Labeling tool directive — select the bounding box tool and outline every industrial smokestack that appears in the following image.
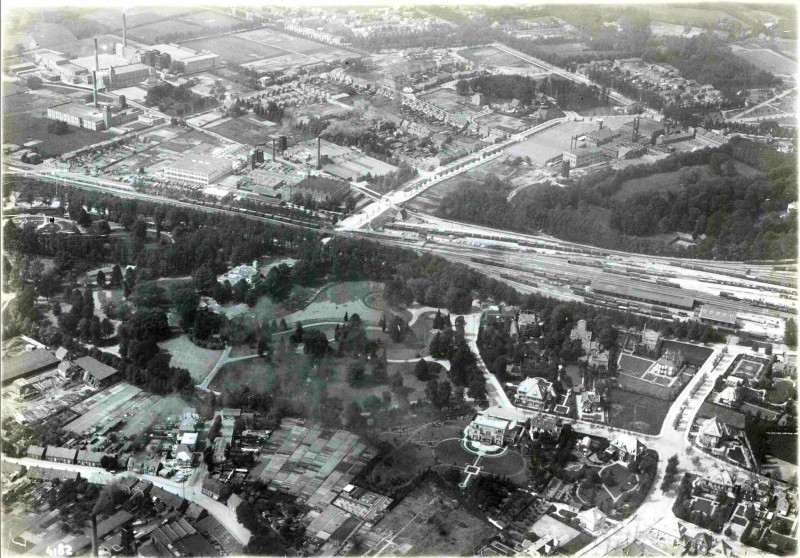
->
[91,515,98,557]
[598,119,604,130]
[122,12,127,48]
[317,137,321,170]
[272,138,276,162]
[92,71,98,107]
[94,38,99,71]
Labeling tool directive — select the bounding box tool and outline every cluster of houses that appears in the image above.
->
[578,58,724,108]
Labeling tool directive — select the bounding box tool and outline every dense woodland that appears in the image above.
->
[438,138,797,260]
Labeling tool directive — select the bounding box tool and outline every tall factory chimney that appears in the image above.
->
[123,12,128,48]
[598,119,604,130]
[91,515,99,557]
[92,71,98,107]
[316,137,321,170]
[272,138,276,162]
[94,38,99,71]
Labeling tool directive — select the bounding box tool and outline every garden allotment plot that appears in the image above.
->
[259,418,375,510]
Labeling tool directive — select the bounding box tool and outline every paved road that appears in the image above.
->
[2,456,252,546]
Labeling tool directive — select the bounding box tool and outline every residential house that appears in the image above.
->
[75,450,107,467]
[127,456,162,475]
[649,516,687,547]
[132,479,153,498]
[117,476,139,493]
[641,329,661,351]
[201,478,231,501]
[515,377,556,410]
[606,434,646,463]
[655,349,684,377]
[716,386,741,408]
[577,507,607,533]
[464,406,526,446]
[45,446,77,464]
[184,502,207,522]
[697,417,731,449]
[174,445,194,467]
[26,445,45,460]
[150,486,188,512]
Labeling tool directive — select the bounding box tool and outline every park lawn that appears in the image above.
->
[600,463,638,499]
[159,334,223,383]
[281,281,385,325]
[606,389,671,435]
[387,361,443,404]
[479,450,529,482]
[433,438,477,468]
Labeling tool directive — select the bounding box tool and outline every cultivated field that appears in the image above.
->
[730,46,798,76]
[370,476,495,555]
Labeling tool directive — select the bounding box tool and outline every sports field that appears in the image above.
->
[460,45,530,68]
[506,120,611,165]
[209,116,275,145]
[128,19,201,43]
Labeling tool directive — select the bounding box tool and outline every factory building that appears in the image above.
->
[148,44,219,73]
[279,177,350,204]
[562,147,607,168]
[46,103,139,131]
[164,155,234,186]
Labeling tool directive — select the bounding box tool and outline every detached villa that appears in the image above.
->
[606,434,646,463]
[464,406,527,447]
[515,377,556,410]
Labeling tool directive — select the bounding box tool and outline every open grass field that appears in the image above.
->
[128,19,202,43]
[176,10,243,29]
[3,87,72,116]
[730,46,798,76]
[606,389,671,435]
[159,334,223,383]
[181,35,287,64]
[4,113,107,157]
[209,116,274,145]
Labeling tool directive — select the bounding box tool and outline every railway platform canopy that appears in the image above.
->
[590,279,696,310]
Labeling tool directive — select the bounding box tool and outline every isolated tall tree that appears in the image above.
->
[96,270,106,288]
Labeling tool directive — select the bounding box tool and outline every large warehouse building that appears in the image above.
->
[164,155,234,186]
[590,279,696,310]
